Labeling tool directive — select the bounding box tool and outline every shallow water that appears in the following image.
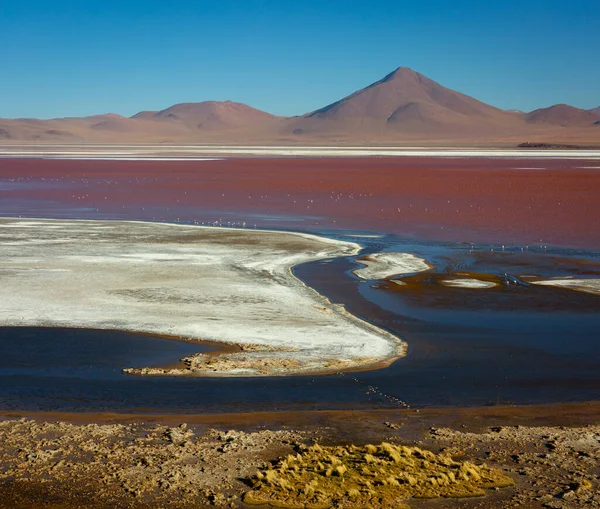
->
[297,237,600,408]
[1,158,599,412]
[2,156,600,248]
[1,236,598,413]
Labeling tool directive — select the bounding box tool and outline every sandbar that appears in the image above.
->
[0,218,404,376]
[440,278,498,289]
[353,252,431,280]
[531,278,600,296]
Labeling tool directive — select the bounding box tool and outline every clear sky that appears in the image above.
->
[1,0,599,119]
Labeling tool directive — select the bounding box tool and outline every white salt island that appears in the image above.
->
[353,252,431,280]
[531,278,600,296]
[0,218,405,377]
[440,279,498,289]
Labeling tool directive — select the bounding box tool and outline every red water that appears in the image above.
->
[1,157,599,248]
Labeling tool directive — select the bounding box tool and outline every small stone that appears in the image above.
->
[537,494,554,503]
[561,490,577,501]
[543,501,565,509]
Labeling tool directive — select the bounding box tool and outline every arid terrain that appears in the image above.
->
[1,403,599,508]
[1,68,599,145]
[3,0,600,504]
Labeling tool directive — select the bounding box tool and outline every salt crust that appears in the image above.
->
[353,252,431,280]
[1,146,600,159]
[440,279,497,289]
[531,278,600,296]
[0,218,405,376]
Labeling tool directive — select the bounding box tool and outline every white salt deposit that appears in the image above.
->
[440,279,498,289]
[531,278,600,296]
[2,146,600,160]
[0,218,405,376]
[353,252,431,280]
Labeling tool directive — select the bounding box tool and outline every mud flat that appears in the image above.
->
[0,218,404,376]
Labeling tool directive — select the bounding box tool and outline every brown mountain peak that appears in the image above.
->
[381,66,420,80]
[525,104,600,126]
[368,66,433,90]
[303,66,509,129]
[131,100,278,131]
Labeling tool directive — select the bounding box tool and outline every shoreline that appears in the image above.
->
[1,145,600,159]
[1,402,598,508]
[0,217,406,377]
[3,400,600,429]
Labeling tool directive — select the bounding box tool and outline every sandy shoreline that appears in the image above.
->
[530,278,600,295]
[0,217,405,377]
[3,401,600,429]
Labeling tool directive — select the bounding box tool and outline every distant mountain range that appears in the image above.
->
[1,67,599,145]
[132,101,280,131]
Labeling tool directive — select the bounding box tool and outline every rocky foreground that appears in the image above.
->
[0,415,598,508]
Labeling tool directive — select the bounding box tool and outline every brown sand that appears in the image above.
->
[1,403,599,508]
[1,157,599,249]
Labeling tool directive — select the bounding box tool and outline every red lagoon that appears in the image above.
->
[1,156,599,249]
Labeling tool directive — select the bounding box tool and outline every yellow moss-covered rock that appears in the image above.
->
[243,442,513,508]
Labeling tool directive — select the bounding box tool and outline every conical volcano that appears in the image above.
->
[286,67,523,136]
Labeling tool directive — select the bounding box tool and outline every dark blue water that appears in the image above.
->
[0,327,391,413]
[296,243,600,409]
[1,238,599,414]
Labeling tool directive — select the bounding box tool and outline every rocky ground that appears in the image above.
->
[424,425,599,509]
[0,407,598,508]
[0,419,305,508]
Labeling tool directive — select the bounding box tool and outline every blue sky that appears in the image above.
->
[1,0,599,118]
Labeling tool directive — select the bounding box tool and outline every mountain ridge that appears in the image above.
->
[525,104,600,126]
[132,100,281,131]
[1,68,599,144]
